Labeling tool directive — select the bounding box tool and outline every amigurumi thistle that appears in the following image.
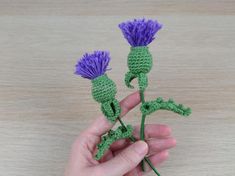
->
[119,18,162,91]
[75,50,161,175]
[119,18,191,173]
[74,18,192,176]
[75,51,120,123]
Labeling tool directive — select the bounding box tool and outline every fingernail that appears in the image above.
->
[133,141,148,156]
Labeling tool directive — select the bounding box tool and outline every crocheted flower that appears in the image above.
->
[75,51,111,80]
[75,50,120,122]
[119,18,162,47]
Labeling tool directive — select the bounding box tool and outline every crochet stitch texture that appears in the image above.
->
[125,46,152,91]
[95,125,134,160]
[92,74,121,123]
[128,46,152,74]
[119,18,192,174]
[141,97,192,116]
[75,18,192,176]
[75,51,136,164]
[91,74,117,103]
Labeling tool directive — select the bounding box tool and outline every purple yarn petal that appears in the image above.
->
[119,18,162,47]
[75,51,111,80]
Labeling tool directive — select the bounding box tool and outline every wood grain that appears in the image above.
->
[0,1,235,176]
[0,0,235,15]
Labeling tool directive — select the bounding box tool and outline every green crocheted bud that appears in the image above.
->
[91,74,117,103]
[128,46,153,74]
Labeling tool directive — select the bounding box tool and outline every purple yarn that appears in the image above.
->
[118,18,162,47]
[75,51,111,80]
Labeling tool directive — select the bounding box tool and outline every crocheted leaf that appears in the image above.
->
[75,51,111,80]
[95,125,134,160]
[119,18,162,47]
[125,71,136,89]
[141,97,192,116]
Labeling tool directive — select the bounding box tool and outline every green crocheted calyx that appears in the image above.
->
[128,46,153,74]
[92,74,117,103]
[125,72,148,91]
[95,125,134,160]
[141,97,192,116]
[125,47,152,91]
[91,74,121,123]
[101,99,121,123]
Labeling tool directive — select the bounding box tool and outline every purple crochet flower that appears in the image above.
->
[119,18,162,47]
[75,51,111,80]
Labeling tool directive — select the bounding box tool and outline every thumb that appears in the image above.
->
[97,141,148,176]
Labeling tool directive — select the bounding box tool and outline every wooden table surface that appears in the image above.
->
[0,1,235,176]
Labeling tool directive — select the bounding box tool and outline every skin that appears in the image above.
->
[65,91,176,176]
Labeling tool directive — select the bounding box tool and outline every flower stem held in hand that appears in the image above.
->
[119,19,163,173]
[75,50,161,175]
[117,117,161,176]
[140,89,147,171]
[140,89,146,141]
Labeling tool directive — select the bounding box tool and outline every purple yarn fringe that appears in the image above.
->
[119,18,162,47]
[75,51,111,80]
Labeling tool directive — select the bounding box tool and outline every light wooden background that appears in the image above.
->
[0,1,235,176]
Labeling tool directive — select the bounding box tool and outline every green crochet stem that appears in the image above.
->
[125,46,153,172]
[118,117,160,176]
[140,89,147,171]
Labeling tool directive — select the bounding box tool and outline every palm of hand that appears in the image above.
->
[65,92,176,176]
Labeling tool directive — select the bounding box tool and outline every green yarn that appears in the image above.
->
[125,70,148,91]
[125,47,152,170]
[95,125,134,160]
[91,75,134,160]
[101,99,121,123]
[141,97,192,116]
[125,71,136,89]
[128,47,152,74]
[125,47,152,91]
[124,46,192,174]
[92,74,117,103]
[138,73,148,91]
[91,74,121,123]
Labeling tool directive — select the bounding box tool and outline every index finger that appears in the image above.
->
[85,91,140,137]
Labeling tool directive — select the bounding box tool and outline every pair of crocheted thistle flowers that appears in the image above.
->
[75,18,192,176]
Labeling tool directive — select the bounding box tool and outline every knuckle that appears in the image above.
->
[160,124,171,135]
[72,133,88,150]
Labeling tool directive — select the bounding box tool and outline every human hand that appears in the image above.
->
[65,91,176,176]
